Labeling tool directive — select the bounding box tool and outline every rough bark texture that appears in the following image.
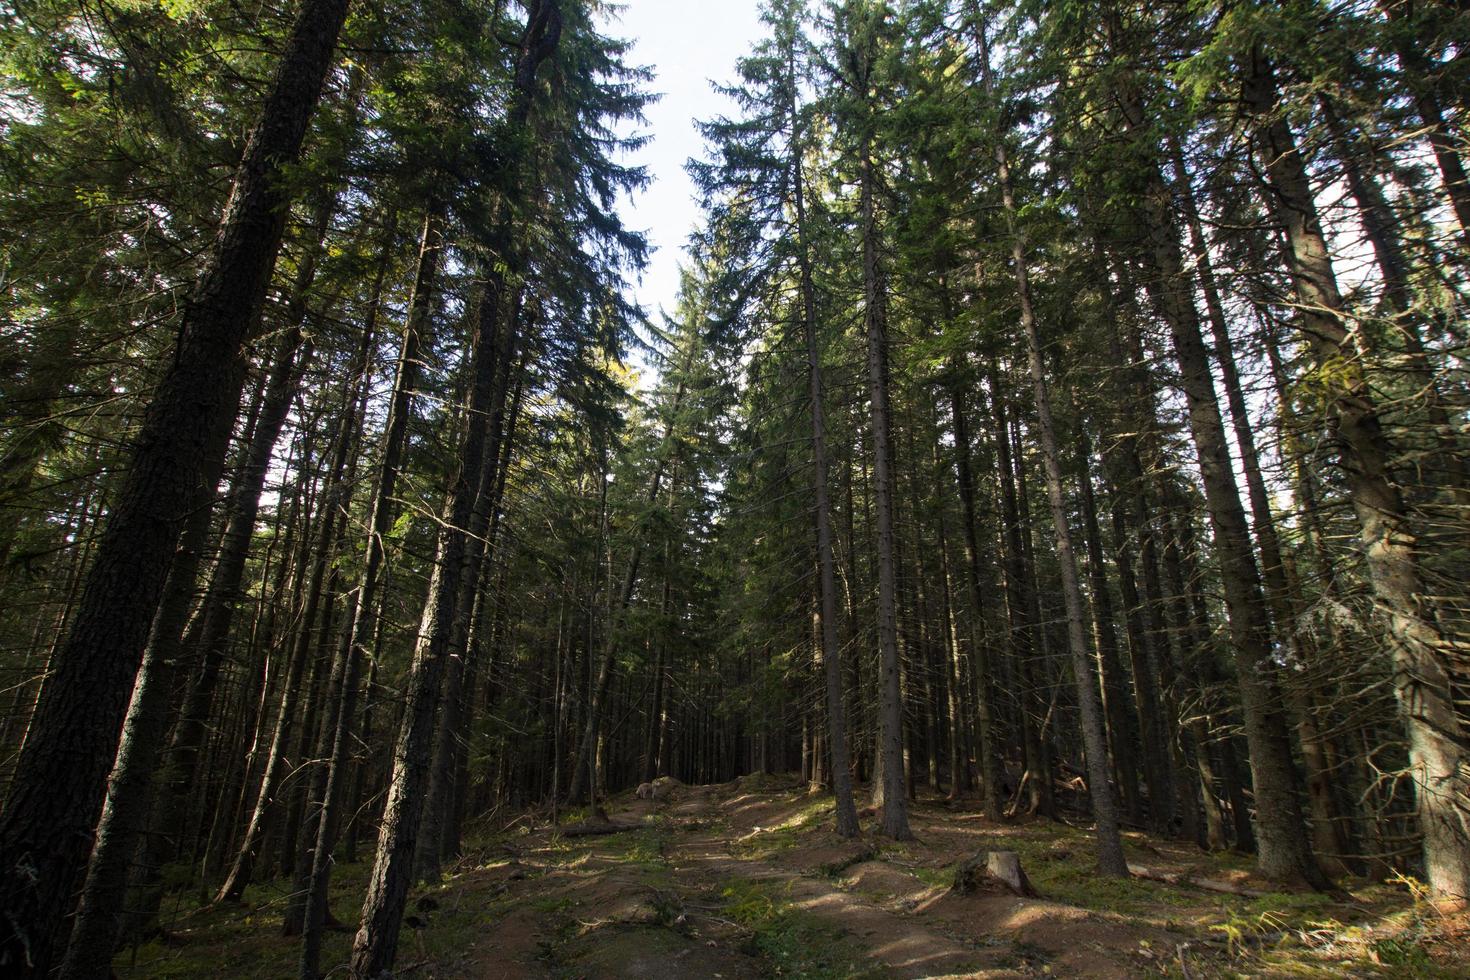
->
[55,458,225,980]
[858,130,910,842]
[0,0,351,971]
[1246,49,1470,901]
[1110,60,1328,889]
[789,53,860,837]
[1076,431,1142,826]
[991,73,1126,871]
[1170,141,1352,872]
[348,276,506,978]
[350,9,562,973]
[948,384,1003,819]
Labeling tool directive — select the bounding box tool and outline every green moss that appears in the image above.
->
[620,826,671,869]
[737,772,797,793]
[720,880,885,978]
[729,797,836,861]
[909,863,953,889]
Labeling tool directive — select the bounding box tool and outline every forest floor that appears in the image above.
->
[117,775,1466,978]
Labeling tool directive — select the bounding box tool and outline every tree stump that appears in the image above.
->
[952,850,1038,897]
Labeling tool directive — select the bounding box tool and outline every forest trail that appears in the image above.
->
[113,775,1440,980]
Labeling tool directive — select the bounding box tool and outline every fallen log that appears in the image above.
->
[1127,863,1270,898]
[561,820,640,837]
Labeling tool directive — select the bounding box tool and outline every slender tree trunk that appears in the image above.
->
[296,196,445,964]
[217,354,360,902]
[1171,141,1354,871]
[790,58,859,836]
[988,66,1125,868]
[1381,4,1470,244]
[990,368,1050,819]
[568,367,690,805]
[1076,431,1142,825]
[56,460,226,979]
[348,274,508,976]
[1245,49,1470,901]
[350,11,563,972]
[0,0,351,969]
[857,121,910,841]
[416,304,524,880]
[1110,59,1329,888]
[948,384,1003,818]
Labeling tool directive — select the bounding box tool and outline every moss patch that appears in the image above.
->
[721,879,884,978]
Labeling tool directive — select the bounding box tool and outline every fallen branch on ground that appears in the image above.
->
[561,820,640,837]
[1127,863,1270,897]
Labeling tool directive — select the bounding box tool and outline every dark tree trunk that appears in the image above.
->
[0,0,351,970]
[948,383,1003,818]
[1110,61,1329,888]
[348,272,508,978]
[56,461,225,980]
[857,127,910,841]
[988,62,1125,869]
[1245,49,1470,900]
[350,10,563,972]
[789,55,859,836]
[990,368,1051,820]
[1075,431,1142,826]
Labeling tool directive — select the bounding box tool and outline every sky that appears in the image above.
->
[603,0,766,334]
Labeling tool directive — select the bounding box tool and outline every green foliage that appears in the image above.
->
[721,880,883,978]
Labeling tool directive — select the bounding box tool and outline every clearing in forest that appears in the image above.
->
[118,775,1463,978]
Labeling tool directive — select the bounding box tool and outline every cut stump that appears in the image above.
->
[952,850,1038,897]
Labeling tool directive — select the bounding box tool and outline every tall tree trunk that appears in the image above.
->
[1109,58,1329,888]
[296,196,443,955]
[350,10,562,972]
[1076,431,1143,825]
[1170,140,1353,872]
[990,368,1051,819]
[416,303,525,881]
[0,0,351,969]
[1381,3,1470,244]
[858,123,911,842]
[790,53,859,836]
[56,457,226,980]
[1245,49,1470,901]
[948,383,1003,818]
[348,271,508,977]
[987,54,1125,868]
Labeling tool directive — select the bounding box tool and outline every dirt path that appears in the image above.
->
[117,776,1459,978]
[447,779,1198,978]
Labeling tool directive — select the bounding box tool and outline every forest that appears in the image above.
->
[0,0,1467,976]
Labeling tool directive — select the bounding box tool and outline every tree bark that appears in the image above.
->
[56,455,226,980]
[789,45,860,837]
[0,0,351,970]
[350,10,562,972]
[948,383,1004,818]
[1245,48,1470,901]
[857,119,910,842]
[1109,59,1328,889]
[986,45,1125,867]
[1076,430,1143,825]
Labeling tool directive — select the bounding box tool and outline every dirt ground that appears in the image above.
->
[120,776,1467,978]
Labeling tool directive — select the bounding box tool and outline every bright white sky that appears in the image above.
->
[605,0,766,333]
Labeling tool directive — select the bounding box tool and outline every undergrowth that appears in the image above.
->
[720,879,885,978]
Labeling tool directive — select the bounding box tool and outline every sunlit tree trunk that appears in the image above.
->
[1245,48,1470,901]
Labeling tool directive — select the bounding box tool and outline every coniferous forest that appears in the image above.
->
[1,0,1468,976]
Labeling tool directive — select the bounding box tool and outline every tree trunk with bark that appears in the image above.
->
[790,54,860,837]
[0,0,351,970]
[1245,48,1470,902]
[350,9,563,973]
[1110,63,1329,889]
